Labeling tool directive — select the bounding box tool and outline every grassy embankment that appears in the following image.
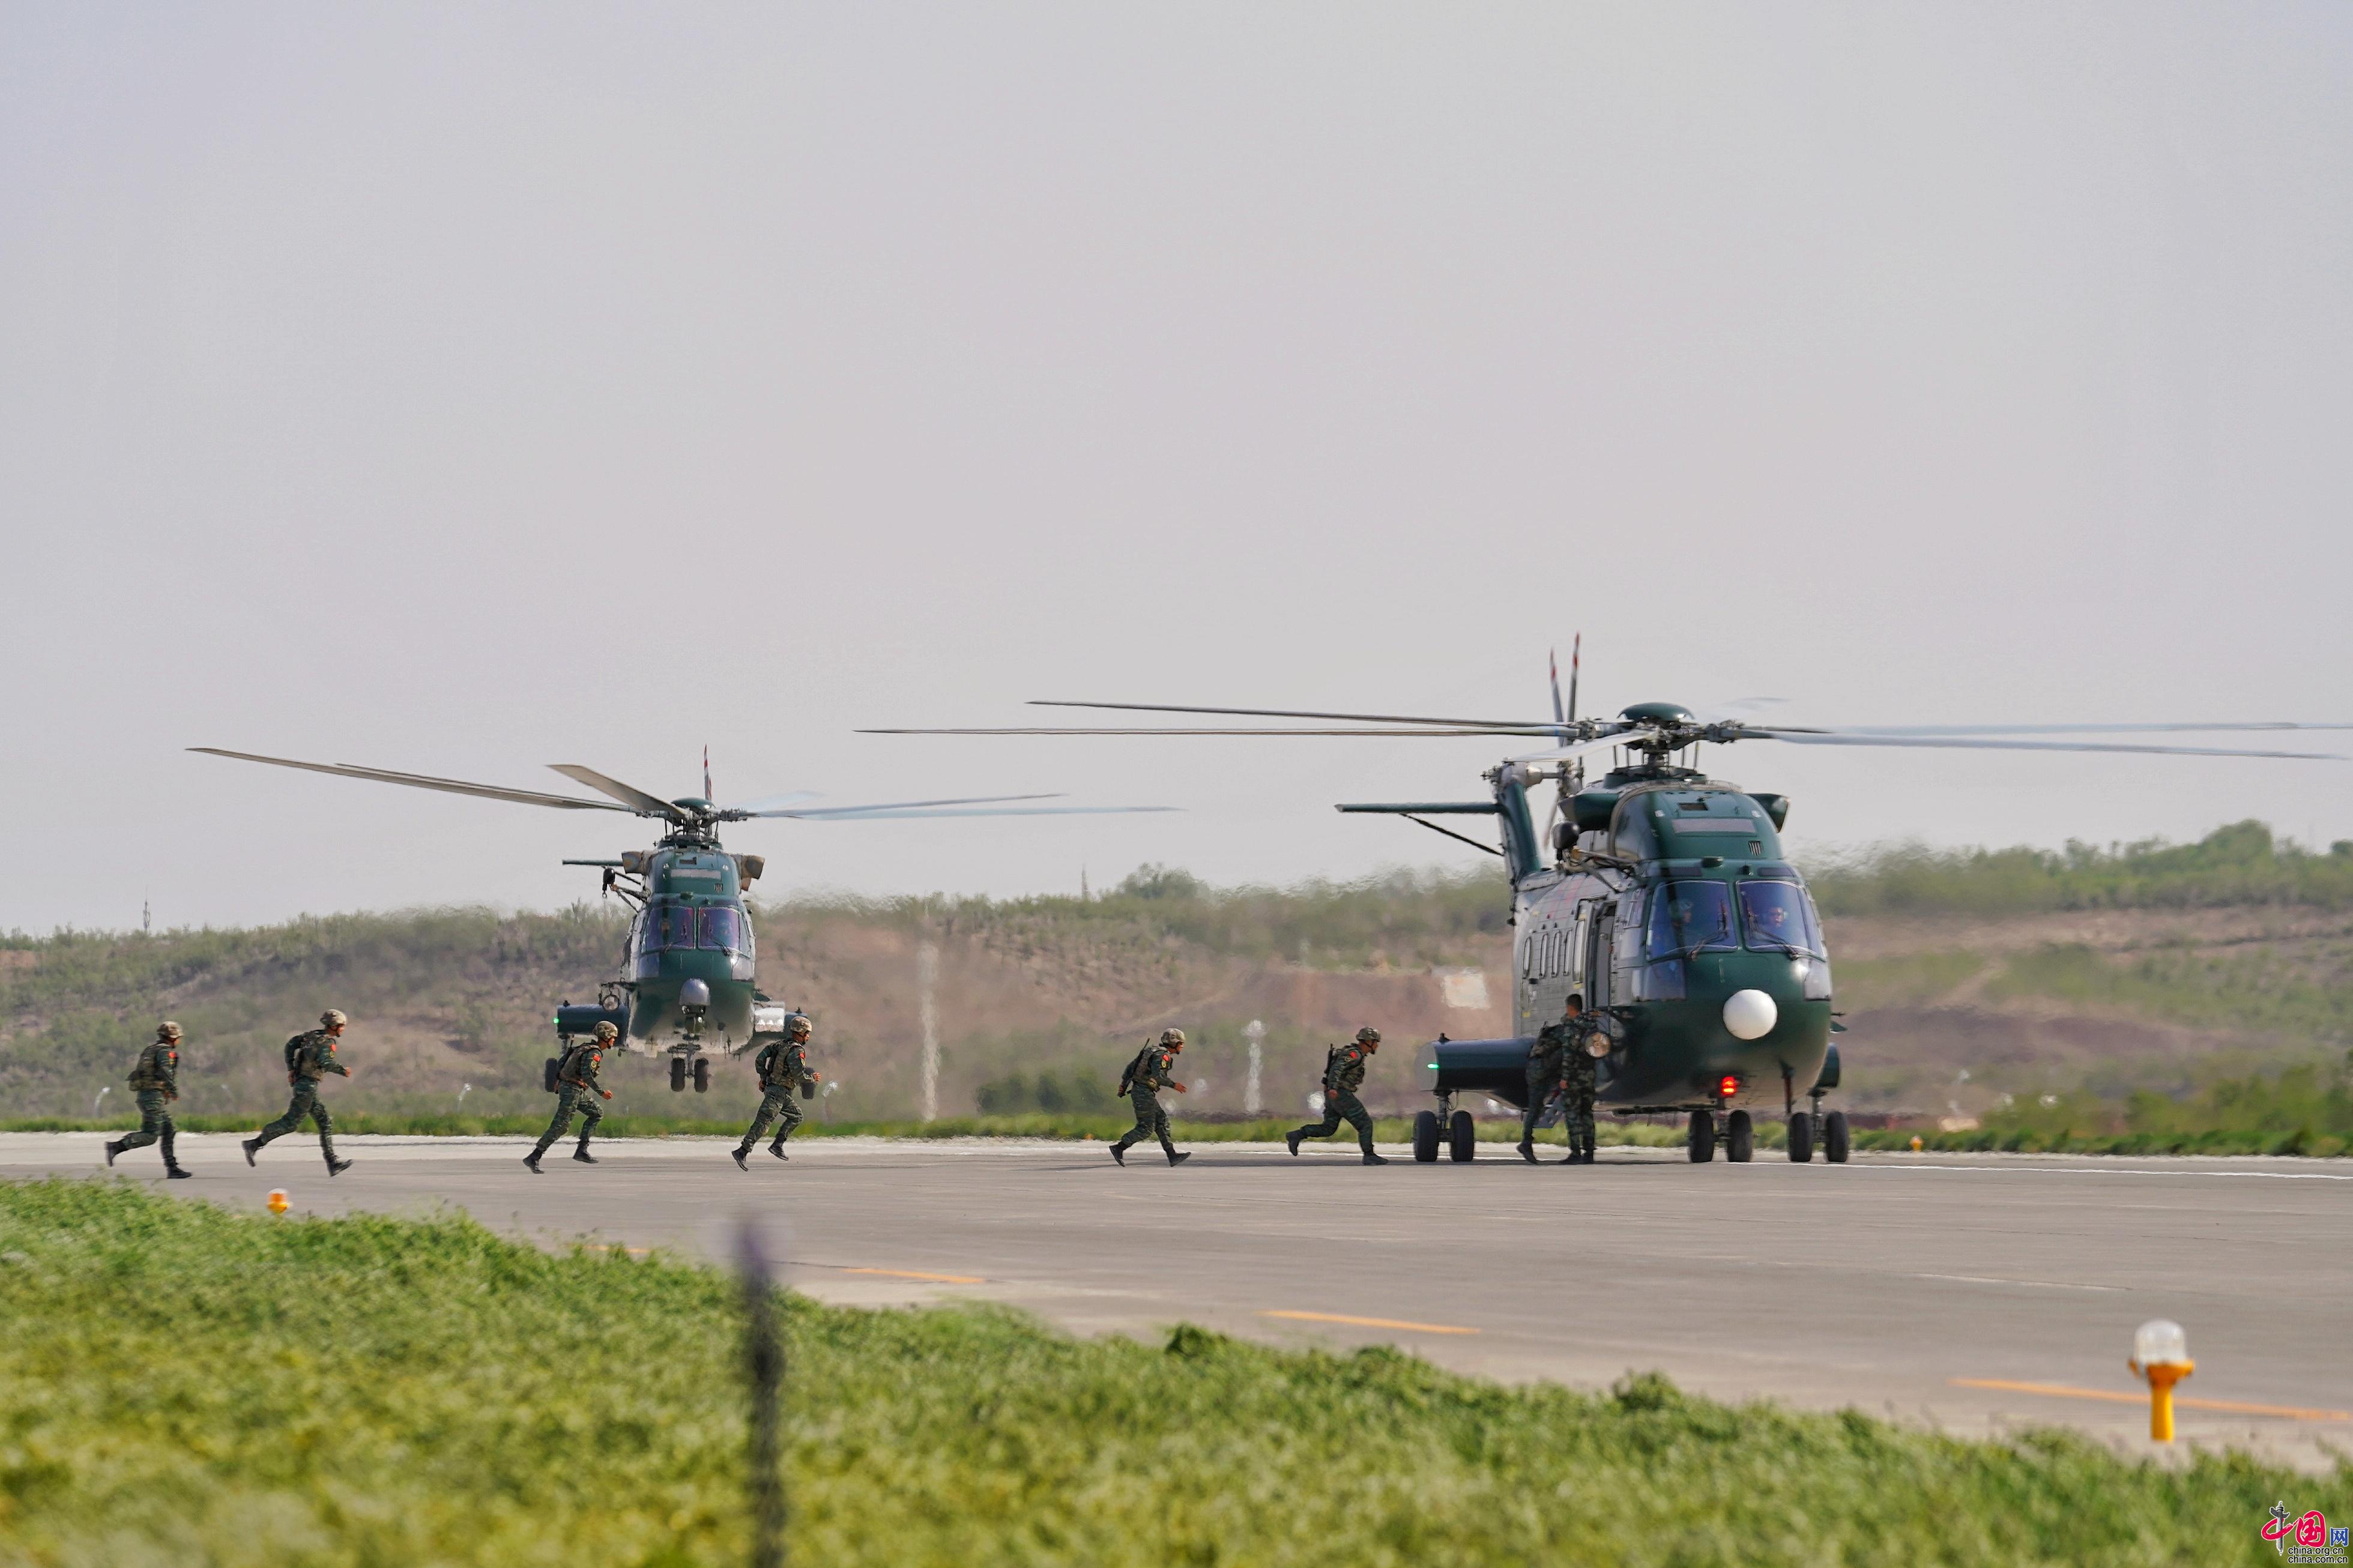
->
[0,1178,2315,1567]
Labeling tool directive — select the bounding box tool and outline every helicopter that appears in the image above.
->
[191,747,1171,1090]
[863,648,2347,1161]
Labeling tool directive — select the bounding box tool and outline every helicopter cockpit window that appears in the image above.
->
[1648,882,1736,958]
[657,906,698,950]
[698,906,744,952]
[1738,881,1823,956]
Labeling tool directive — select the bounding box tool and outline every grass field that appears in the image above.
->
[0,1179,2318,1567]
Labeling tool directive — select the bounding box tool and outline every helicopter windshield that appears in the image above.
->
[698,906,744,951]
[1648,882,1737,958]
[1738,881,1823,956]
[659,906,698,949]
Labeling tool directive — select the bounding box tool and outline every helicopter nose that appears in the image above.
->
[1722,989,1778,1041]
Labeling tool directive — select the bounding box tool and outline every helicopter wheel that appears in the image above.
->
[1687,1111,1714,1163]
[1412,1111,1440,1163]
[1725,1109,1754,1163]
[1446,1110,1477,1163]
[693,1057,711,1093]
[669,1057,687,1093]
[1823,1110,1851,1164]
[1787,1111,1816,1163]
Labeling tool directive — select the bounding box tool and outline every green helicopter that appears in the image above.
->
[863,645,2346,1160]
[191,747,1171,1090]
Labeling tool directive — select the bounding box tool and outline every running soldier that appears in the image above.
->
[734,1013,817,1169]
[106,1021,191,1179]
[526,1021,615,1172]
[1287,1026,1389,1163]
[1110,1028,1191,1167]
[244,1010,353,1175]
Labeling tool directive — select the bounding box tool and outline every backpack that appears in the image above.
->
[545,1042,588,1094]
[1116,1043,1153,1098]
[283,1033,309,1075]
[1320,1045,1341,1091]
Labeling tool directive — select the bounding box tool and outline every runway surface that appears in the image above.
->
[8,1132,2347,1467]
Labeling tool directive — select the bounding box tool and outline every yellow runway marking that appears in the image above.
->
[1263,1309,1479,1336]
[839,1267,988,1285]
[1951,1378,2350,1422]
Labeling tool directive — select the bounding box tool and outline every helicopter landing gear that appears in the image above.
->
[1412,1109,1440,1163]
[1802,1086,1851,1163]
[669,1057,687,1093]
[693,1057,711,1093]
[1687,1110,1714,1163]
[1787,1111,1816,1163]
[1725,1109,1754,1163]
[1448,1108,1477,1163]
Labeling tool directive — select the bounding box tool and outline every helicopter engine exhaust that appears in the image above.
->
[1722,989,1777,1042]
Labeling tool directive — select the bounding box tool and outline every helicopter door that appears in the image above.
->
[1584,902,1614,1012]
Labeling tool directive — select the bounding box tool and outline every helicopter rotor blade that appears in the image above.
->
[1027,699,1562,729]
[725,790,823,814]
[1795,721,2353,737]
[743,792,1065,818]
[1504,729,1663,765]
[190,749,632,812]
[1748,730,2345,761]
[547,765,687,819]
[858,726,1565,737]
[766,804,1180,821]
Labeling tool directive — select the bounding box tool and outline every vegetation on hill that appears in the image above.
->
[1808,819,2353,915]
[0,1178,2311,1566]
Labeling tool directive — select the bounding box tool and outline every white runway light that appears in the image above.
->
[1723,989,1778,1041]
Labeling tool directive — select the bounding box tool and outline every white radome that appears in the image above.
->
[1722,989,1778,1041]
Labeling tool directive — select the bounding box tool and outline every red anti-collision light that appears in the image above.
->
[1718,1075,1739,1099]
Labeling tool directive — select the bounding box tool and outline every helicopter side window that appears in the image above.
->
[699,906,743,951]
[1738,881,1822,956]
[1647,882,1736,957]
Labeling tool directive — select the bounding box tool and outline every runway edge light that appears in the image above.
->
[2127,1319,2193,1442]
[266,1189,289,1216]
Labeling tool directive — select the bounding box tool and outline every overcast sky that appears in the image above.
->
[4,3,2349,933]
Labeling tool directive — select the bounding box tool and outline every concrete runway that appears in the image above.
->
[8,1132,2348,1468]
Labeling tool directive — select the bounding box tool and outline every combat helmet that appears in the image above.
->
[320,1009,348,1030]
[787,1013,813,1037]
[156,1021,183,1042]
[1159,1027,1186,1048]
[1354,1026,1382,1045]
[593,1021,619,1042]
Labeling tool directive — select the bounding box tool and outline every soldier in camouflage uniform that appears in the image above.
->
[244,1009,353,1175]
[527,1021,615,1172]
[1560,1001,1606,1164]
[1287,1026,1389,1165]
[106,1021,192,1178]
[1110,1028,1191,1167]
[1518,1001,1575,1163]
[734,1013,817,1169]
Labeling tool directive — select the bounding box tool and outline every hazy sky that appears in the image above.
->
[5,3,2350,933]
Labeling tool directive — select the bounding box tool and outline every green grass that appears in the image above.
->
[0,1179,2316,1567]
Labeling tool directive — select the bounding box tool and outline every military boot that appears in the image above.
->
[1362,1150,1389,1165]
[1517,1140,1536,1164]
[103,1140,124,1168]
[1285,1130,1303,1156]
[1165,1149,1191,1166]
[326,1154,353,1177]
[165,1164,193,1180]
[731,1147,750,1171]
[767,1142,790,1162]
[1109,1144,1127,1166]
[524,1150,544,1174]
[572,1142,597,1164]
[242,1138,261,1166]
